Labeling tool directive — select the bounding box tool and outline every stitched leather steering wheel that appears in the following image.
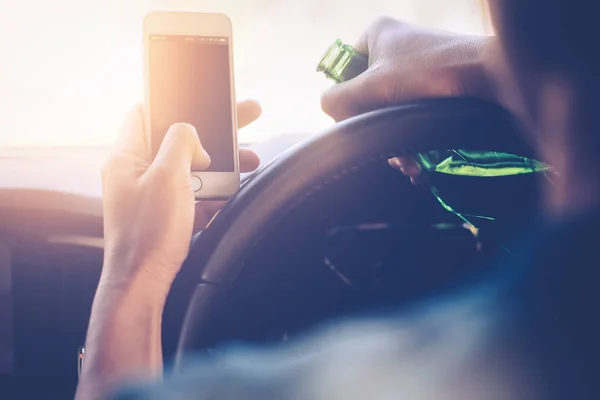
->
[172,98,534,365]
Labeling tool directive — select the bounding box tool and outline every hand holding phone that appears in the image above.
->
[144,11,239,199]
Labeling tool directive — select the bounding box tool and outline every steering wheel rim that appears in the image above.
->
[174,97,533,364]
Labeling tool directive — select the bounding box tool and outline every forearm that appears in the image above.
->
[75,271,170,400]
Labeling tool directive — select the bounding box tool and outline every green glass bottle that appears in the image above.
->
[317,39,369,84]
[317,40,553,225]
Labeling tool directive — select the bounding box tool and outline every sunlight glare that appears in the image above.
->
[0,0,486,147]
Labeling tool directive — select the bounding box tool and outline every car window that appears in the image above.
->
[0,0,488,147]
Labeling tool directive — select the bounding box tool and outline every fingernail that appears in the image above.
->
[388,157,402,171]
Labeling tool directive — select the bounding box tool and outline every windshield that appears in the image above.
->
[0,0,487,147]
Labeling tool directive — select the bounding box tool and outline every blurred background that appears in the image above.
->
[0,0,489,147]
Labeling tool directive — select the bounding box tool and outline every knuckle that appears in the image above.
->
[368,17,410,47]
[370,16,402,32]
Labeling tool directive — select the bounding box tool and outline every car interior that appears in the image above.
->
[0,1,552,399]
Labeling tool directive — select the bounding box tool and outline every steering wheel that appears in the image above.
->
[170,98,535,366]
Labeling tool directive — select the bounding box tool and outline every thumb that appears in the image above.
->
[320,68,388,122]
[150,123,211,175]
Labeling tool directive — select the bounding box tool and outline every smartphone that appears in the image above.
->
[143,11,239,199]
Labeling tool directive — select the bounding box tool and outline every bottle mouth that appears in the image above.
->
[316,39,365,84]
[317,39,346,83]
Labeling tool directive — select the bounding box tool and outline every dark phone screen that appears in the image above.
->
[149,35,234,172]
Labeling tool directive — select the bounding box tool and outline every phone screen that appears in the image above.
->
[149,35,235,172]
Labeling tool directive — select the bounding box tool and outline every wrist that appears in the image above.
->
[97,261,173,304]
[100,246,179,293]
[93,276,168,315]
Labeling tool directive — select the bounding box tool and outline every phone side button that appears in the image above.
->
[191,176,203,192]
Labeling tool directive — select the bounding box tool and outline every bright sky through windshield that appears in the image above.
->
[0,0,487,147]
